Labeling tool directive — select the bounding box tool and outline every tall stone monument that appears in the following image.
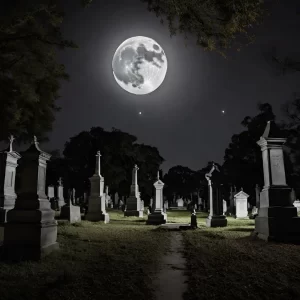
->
[147,171,166,225]
[124,165,143,217]
[255,121,300,242]
[3,136,59,260]
[206,163,227,227]
[85,151,109,223]
[234,189,249,219]
[0,136,21,241]
[57,177,65,208]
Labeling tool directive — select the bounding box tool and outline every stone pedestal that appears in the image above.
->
[0,146,21,241]
[234,190,249,219]
[205,164,227,228]
[147,172,166,225]
[85,151,109,223]
[254,121,300,243]
[124,165,143,217]
[3,137,59,260]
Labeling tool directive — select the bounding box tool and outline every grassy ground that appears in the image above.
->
[0,210,170,300]
[168,211,300,300]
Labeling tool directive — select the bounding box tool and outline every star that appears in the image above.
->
[221,110,225,114]
[138,112,142,115]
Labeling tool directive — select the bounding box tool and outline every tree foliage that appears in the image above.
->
[140,0,265,54]
[222,103,275,192]
[47,127,164,199]
[0,1,77,143]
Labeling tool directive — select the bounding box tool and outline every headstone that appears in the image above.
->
[60,194,81,224]
[141,200,144,211]
[114,192,119,206]
[234,189,249,219]
[255,121,300,243]
[205,163,227,227]
[57,177,65,208]
[150,198,153,207]
[3,136,59,260]
[147,171,167,225]
[191,209,197,229]
[0,135,21,241]
[293,200,300,213]
[177,198,184,207]
[48,185,56,210]
[164,200,168,210]
[223,199,227,215]
[85,151,109,223]
[124,165,143,217]
[119,199,124,210]
[48,185,55,199]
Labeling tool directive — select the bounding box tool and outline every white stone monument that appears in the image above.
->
[177,198,184,207]
[234,189,249,219]
[85,151,109,223]
[57,177,65,208]
[223,199,227,215]
[293,200,300,213]
[255,121,300,242]
[124,165,143,217]
[3,136,59,260]
[0,135,21,241]
[147,171,167,225]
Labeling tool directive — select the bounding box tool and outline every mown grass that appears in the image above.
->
[176,210,300,300]
[0,210,170,300]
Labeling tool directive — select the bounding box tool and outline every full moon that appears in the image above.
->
[112,36,167,95]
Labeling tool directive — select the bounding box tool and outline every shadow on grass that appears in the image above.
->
[226,228,254,232]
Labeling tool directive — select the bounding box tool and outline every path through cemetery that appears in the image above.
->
[153,232,188,300]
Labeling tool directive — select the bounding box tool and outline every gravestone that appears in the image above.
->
[124,165,143,217]
[206,163,227,227]
[177,198,184,207]
[164,200,168,210]
[255,121,300,242]
[60,194,81,224]
[147,171,167,225]
[234,189,249,219]
[85,151,109,223]
[3,136,59,260]
[57,177,65,208]
[191,209,197,229]
[115,192,119,206]
[141,199,144,211]
[48,185,55,210]
[293,200,300,213]
[0,136,21,241]
[223,199,227,215]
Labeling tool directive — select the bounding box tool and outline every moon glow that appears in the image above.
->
[112,36,168,95]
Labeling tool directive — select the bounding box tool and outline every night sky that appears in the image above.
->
[47,0,300,172]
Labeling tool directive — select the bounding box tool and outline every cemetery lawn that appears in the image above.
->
[0,210,170,300]
[172,211,300,300]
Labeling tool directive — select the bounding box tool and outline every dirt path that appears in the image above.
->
[153,231,188,300]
